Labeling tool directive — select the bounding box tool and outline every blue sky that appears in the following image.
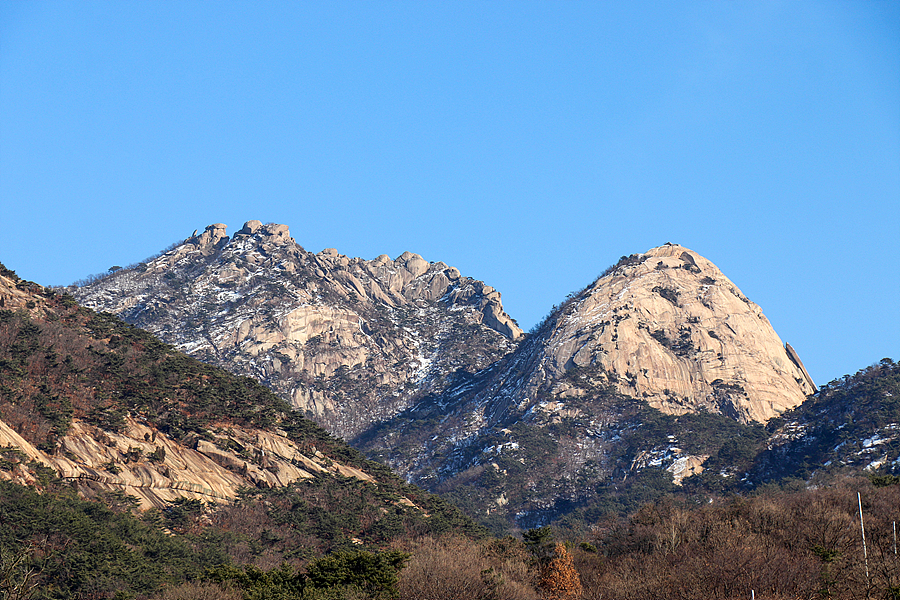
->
[1,1,897,387]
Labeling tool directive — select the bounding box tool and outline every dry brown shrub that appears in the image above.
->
[576,480,900,599]
[573,549,604,600]
[596,553,671,600]
[207,501,319,568]
[397,535,539,600]
[151,580,243,600]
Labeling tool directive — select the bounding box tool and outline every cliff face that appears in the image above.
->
[72,221,521,439]
[502,243,816,424]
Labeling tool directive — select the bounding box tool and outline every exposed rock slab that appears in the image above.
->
[72,222,521,439]
[476,244,816,424]
[551,244,815,422]
[0,416,370,510]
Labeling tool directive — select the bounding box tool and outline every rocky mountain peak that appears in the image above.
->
[190,221,296,251]
[345,244,827,527]
[189,222,229,254]
[58,233,835,527]
[521,243,816,423]
[71,222,522,439]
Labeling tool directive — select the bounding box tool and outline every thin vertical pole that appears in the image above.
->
[894,521,897,556]
[858,492,869,582]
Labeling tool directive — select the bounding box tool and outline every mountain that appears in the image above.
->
[382,242,815,433]
[3,248,897,598]
[71,221,521,440]
[515,243,817,423]
[357,244,819,526]
[671,358,900,501]
[71,227,826,528]
[0,262,482,545]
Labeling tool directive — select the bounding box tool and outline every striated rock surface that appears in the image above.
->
[0,416,368,510]
[72,222,521,439]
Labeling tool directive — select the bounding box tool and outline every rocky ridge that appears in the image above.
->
[0,266,426,514]
[72,221,521,439]
[69,230,827,527]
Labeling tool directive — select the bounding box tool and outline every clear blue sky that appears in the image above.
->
[1,1,897,387]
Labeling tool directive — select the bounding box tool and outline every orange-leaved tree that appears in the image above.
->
[539,543,582,600]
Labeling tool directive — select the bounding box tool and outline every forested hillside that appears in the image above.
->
[2,258,898,599]
[4,473,898,599]
[0,262,483,599]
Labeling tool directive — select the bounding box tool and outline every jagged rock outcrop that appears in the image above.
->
[72,221,521,439]
[0,415,370,509]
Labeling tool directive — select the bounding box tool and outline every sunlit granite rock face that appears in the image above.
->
[486,243,816,424]
[72,221,521,439]
[0,416,372,510]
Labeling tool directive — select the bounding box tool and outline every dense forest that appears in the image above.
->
[2,475,898,598]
